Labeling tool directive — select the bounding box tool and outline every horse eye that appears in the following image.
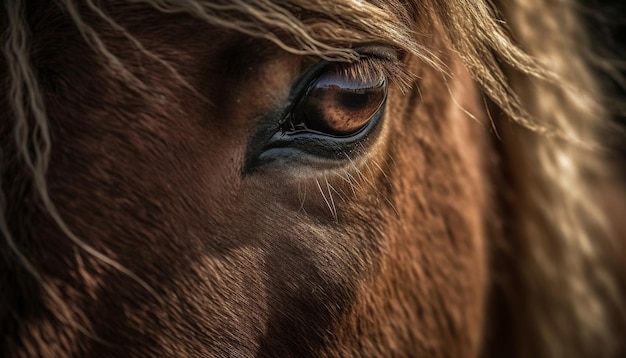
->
[243,55,393,173]
[286,67,387,137]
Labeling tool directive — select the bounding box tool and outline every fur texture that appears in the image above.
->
[1,0,624,357]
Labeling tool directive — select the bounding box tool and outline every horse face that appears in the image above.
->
[3,2,491,356]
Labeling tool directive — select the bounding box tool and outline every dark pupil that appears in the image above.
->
[340,91,370,109]
[292,71,386,136]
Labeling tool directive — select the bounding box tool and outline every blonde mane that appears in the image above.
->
[2,0,623,356]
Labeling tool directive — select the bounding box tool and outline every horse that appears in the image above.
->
[1,0,625,357]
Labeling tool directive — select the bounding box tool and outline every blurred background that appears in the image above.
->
[582,0,626,172]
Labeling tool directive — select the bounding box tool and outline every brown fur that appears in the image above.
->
[1,0,624,357]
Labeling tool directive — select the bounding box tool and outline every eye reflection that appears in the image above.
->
[286,65,387,137]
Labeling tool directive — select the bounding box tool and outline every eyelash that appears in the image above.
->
[338,56,407,89]
[279,51,405,125]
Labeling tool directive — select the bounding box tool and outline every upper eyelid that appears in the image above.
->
[280,45,403,123]
[336,58,392,84]
[299,45,403,90]
[351,45,409,89]
[354,44,400,61]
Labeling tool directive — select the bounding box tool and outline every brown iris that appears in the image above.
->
[289,67,387,136]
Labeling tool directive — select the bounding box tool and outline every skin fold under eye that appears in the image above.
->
[289,65,387,136]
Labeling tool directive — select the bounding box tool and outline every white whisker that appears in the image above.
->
[324,177,338,220]
[315,178,334,219]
